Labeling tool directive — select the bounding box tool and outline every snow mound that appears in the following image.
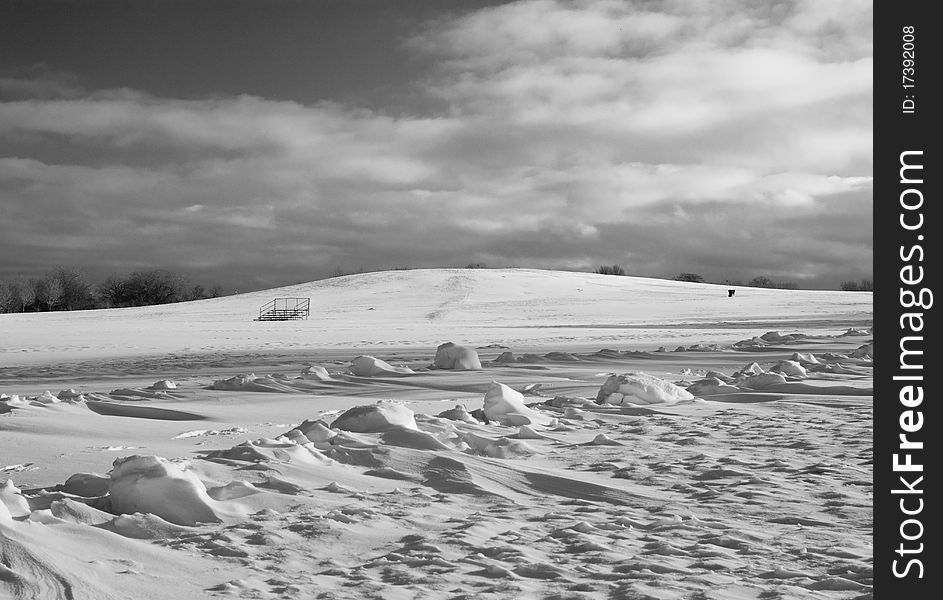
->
[382,427,452,451]
[483,381,553,426]
[106,512,197,539]
[211,373,261,390]
[286,419,338,444]
[207,481,261,501]
[544,351,580,361]
[459,431,539,457]
[734,336,766,348]
[48,498,113,525]
[108,455,224,526]
[1,394,26,407]
[494,351,516,363]
[791,352,820,365]
[30,390,62,405]
[209,373,298,392]
[349,356,415,377]
[585,434,623,446]
[595,373,694,405]
[760,331,805,343]
[739,362,765,376]
[705,370,735,383]
[437,405,478,423]
[514,425,553,440]
[769,360,808,378]
[686,377,740,396]
[62,472,110,497]
[300,365,332,380]
[1,479,31,519]
[57,389,86,402]
[841,327,871,336]
[432,342,483,370]
[738,372,788,390]
[331,402,418,432]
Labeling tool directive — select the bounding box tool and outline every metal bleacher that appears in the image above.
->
[255,297,310,321]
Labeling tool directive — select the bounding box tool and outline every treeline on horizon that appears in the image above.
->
[0,268,224,313]
[594,265,873,292]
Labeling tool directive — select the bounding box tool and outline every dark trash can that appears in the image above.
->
[727,289,736,297]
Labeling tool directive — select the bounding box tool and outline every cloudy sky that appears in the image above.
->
[1,0,872,292]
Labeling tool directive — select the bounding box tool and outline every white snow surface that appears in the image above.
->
[0,268,873,600]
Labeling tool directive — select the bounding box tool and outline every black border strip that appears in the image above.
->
[875,2,938,596]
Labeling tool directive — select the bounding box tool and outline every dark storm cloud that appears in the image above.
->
[0,0,871,291]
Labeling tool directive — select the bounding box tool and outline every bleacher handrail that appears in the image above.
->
[257,297,310,321]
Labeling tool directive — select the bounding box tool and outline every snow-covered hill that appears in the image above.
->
[1,268,872,364]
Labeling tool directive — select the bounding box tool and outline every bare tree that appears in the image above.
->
[9,280,35,312]
[748,276,775,288]
[33,276,63,311]
[748,276,799,290]
[54,267,94,310]
[97,275,126,308]
[187,284,206,301]
[121,269,189,306]
[595,264,626,276]
[140,269,187,304]
[841,279,873,292]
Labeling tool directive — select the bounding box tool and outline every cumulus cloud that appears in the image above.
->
[0,0,871,289]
